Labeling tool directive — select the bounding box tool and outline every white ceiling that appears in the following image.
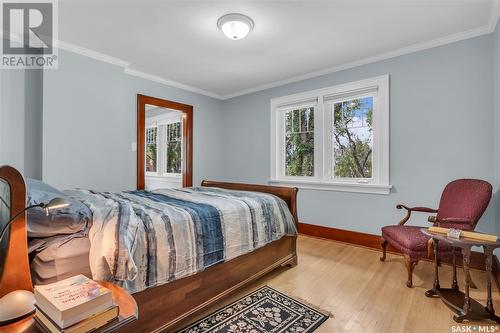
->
[58,1,500,99]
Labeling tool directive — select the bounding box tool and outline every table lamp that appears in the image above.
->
[0,197,70,325]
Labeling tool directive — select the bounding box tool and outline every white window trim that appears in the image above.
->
[146,174,182,181]
[270,75,391,195]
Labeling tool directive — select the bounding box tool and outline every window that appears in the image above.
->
[331,96,373,179]
[270,75,390,194]
[145,117,182,177]
[285,107,314,177]
[146,127,157,172]
[166,122,182,174]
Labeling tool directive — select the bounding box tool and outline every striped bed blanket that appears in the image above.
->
[65,187,297,293]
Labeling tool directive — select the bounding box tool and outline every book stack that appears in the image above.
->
[34,275,118,333]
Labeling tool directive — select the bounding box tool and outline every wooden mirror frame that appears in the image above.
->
[137,94,193,190]
[0,165,32,297]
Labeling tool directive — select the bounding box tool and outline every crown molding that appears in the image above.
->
[489,0,500,32]
[123,68,223,99]
[56,41,223,99]
[51,1,500,101]
[57,40,131,68]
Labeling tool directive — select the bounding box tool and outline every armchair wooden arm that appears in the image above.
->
[427,216,474,226]
[440,217,474,224]
[396,204,438,225]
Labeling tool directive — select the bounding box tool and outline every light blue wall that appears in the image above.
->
[0,61,43,180]
[0,69,25,172]
[222,35,497,235]
[494,21,500,238]
[24,69,43,180]
[43,49,225,191]
[495,21,500,185]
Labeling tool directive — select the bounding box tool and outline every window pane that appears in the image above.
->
[333,97,373,178]
[285,107,314,177]
[285,111,292,132]
[166,141,182,173]
[146,127,157,172]
[165,122,182,174]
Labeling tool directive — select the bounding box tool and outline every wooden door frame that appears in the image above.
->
[137,94,193,189]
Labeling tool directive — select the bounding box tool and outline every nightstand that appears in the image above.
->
[0,281,138,333]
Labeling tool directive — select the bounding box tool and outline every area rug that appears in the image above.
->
[178,286,330,333]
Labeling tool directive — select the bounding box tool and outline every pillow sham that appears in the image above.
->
[29,232,92,285]
[26,178,91,237]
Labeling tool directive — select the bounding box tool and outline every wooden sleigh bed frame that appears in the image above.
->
[0,166,298,333]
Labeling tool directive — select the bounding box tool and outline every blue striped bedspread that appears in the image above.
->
[65,187,297,293]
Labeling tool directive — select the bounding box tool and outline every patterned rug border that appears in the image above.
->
[178,285,332,332]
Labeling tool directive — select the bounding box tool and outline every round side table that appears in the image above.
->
[0,281,138,333]
[422,229,500,323]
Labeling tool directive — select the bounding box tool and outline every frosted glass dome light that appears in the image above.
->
[217,13,254,40]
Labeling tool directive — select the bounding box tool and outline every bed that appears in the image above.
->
[0,166,298,333]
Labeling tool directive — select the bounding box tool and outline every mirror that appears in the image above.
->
[145,105,183,189]
[0,179,10,279]
[137,95,193,190]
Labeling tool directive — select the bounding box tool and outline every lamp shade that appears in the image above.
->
[44,197,71,211]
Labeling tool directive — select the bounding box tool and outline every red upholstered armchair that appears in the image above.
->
[380,179,492,288]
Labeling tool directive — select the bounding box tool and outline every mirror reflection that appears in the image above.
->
[0,179,10,278]
[145,104,184,190]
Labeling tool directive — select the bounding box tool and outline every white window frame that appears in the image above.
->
[270,75,391,195]
[145,113,183,179]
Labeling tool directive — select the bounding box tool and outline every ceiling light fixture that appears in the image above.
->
[217,13,254,40]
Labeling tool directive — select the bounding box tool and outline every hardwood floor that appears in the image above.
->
[181,235,500,333]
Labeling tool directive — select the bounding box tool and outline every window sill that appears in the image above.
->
[268,179,392,195]
[146,174,182,180]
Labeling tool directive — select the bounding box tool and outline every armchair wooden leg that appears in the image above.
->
[380,238,388,262]
[405,256,418,288]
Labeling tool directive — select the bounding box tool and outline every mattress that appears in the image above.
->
[30,232,92,285]
[66,187,297,293]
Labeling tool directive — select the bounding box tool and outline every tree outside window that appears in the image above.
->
[285,107,315,177]
[166,122,182,174]
[333,97,373,179]
[146,127,157,172]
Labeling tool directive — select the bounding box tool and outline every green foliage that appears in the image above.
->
[283,100,373,179]
[285,108,314,176]
[166,142,181,173]
[333,99,373,178]
[146,144,157,172]
[166,122,182,174]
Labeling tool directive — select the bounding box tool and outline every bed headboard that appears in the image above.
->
[0,165,32,297]
[200,180,299,226]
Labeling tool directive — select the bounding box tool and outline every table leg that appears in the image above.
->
[485,247,494,315]
[451,248,458,291]
[425,238,440,297]
[462,247,471,314]
[453,247,473,323]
